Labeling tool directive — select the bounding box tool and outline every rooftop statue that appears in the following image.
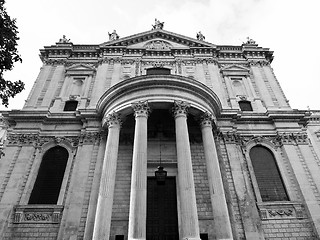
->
[152,18,164,30]
[245,37,256,44]
[196,31,205,41]
[58,35,70,43]
[108,30,120,41]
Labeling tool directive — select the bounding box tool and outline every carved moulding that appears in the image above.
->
[79,131,105,145]
[257,202,306,220]
[6,134,80,148]
[248,60,270,66]
[13,205,63,224]
[217,132,308,148]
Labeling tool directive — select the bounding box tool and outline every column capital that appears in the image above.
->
[173,100,190,118]
[200,112,214,129]
[132,101,150,118]
[103,112,122,129]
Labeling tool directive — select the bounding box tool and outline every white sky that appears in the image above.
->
[1,0,319,111]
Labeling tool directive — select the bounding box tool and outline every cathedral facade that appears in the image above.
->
[0,23,320,240]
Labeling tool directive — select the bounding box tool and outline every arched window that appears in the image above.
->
[249,146,288,201]
[146,67,171,75]
[239,100,253,111]
[64,100,78,111]
[29,146,68,204]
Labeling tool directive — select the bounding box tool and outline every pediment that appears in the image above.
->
[220,64,250,76]
[100,29,216,49]
[65,64,95,76]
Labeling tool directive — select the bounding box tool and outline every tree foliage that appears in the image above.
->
[0,0,24,107]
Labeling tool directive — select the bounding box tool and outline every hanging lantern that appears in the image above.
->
[155,166,167,185]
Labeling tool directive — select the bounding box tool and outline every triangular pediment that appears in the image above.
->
[66,64,95,71]
[220,64,250,76]
[65,64,95,76]
[100,29,216,49]
[221,64,250,72]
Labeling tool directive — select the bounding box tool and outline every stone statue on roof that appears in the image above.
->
[108,30,120,41]
[196,31,205,41]
[58,35,70,43]
[245,37,256,44]
[152,18,164,30]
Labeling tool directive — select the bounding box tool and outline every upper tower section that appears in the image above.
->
[23,23,289,114]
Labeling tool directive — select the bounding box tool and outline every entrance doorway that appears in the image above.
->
[147,177,179,240]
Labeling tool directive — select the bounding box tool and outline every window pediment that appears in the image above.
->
[65,64,95,76]
[220,64,250,77]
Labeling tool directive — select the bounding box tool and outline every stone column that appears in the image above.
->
[128,101,149,240]
[92,112,121,240]
[173,101,201,240]
[200,112,233,240]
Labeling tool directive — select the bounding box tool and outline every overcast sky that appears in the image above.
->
[1,0,319,111]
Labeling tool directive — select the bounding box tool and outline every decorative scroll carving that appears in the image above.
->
[6,134,39,146]
[132,101,150,117]
[279,132,308,145]
[172,101,190,117]
[79,132,103,145]
[218,132,308,147]
[257,202,306,220]
[6,134,80,147]
[268,209,293,217]
[176,59,182,74]
[39,136,79,148]
[13,205,63,224]
[135,58,141,76]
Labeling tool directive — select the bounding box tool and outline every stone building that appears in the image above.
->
[0,22,320,240]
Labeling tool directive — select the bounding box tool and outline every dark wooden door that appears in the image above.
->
[147,177,179,240]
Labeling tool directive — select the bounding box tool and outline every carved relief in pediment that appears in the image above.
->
[144,40,172,51]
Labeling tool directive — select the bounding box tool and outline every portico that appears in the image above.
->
[92,75,233,240]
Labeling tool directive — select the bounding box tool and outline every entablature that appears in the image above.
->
[39,29,274,65]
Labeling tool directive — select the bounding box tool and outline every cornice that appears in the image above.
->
[39,30,274,64]
[3,109,100,126]
[218,109,309,124]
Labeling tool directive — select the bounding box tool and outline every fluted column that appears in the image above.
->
[200,112,233,240]
[93,112,121,240]
[128,101,149,240]
[173,101,201,240]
